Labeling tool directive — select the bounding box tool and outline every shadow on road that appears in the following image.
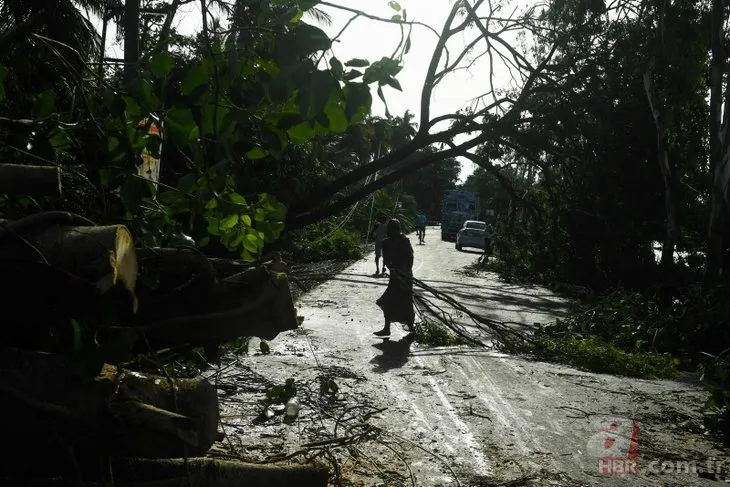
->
[370,339,411,372]
[456,249,485,255]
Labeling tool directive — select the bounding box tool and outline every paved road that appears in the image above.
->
[218,227,728,486]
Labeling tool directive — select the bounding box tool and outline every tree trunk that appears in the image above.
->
[0,163,62,197]
[0,347,219,467]
[139,265,299,347]
[643,69,680,279]
[1,213,137,296]
[705,0,727,284]
[0,213,139,349]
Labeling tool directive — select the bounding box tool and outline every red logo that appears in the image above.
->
[587,418,640,475]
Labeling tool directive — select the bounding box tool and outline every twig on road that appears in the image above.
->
[411,276,538,349]
[377,428,463,487]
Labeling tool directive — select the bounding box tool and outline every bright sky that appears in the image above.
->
[94,0,530,182]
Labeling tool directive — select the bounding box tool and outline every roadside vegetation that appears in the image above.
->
[459,0,730,440]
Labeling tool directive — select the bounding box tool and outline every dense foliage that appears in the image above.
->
[462,0,730,442]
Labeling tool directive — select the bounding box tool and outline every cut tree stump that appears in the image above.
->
[0,213,139,349]
[0,163,62,197]
[1,218,137,306]
[0,347,219,472]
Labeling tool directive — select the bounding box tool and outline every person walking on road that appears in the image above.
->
[415,211,427,244]
[374,218,416,341]
[373,217,388,276]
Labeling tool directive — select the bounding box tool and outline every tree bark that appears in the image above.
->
[0,163,62,197]
[643,69,680,279]
[0,347,219,464]
[705,0,727,284]
[2,219,138,311]
[138,266,298,347]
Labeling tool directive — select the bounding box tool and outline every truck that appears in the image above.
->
[440,189,480,241]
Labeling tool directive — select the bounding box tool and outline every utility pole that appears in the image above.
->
[98,2,169,84]
[123,0,141,84]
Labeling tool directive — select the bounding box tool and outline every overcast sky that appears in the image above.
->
[94,0,527,182]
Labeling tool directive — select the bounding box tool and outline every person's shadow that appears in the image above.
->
[370,338,412,372]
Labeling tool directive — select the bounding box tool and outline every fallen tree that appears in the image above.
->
[0,162,62,197]
[0,169,309,484]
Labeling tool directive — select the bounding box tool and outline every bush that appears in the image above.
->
[282,220,364,263]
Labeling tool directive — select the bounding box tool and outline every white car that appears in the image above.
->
[456,220,490,251]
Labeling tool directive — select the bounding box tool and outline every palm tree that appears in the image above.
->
[0,0,118,57]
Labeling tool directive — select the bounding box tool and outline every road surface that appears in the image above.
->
[214,227,728,486]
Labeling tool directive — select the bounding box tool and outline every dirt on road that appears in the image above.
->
[210,227,729,486]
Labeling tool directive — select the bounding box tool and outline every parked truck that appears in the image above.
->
[440,189,480,241]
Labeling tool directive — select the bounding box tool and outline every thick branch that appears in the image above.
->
[419,2,464,130]
[287,131,493,230]
[289,4,556,228]
[0,163,62,197]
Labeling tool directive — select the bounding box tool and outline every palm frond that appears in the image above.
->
[304,6,332,26]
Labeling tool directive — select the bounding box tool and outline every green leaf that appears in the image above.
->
[246,147,267,160]
[277,113,305,130]
[181,62,209,96]
[165,107,198,147]
[137,79,159,108]
[254,208,266,222]
[391,14,402,21]
[242,214,252,226]
[261,127,287,153]
[293,24,331,55]
[201,104,229,135]
[297,86,311,118]
[388,1,402,11]
[404,36,411,54]
[383,76,402,91]
[0,65,8,102]
[330,57,344,79]
[69,319,84,353]
[33,90,56,119]
[345,69,363,80]
[316,112,330,129]
[344,58,370,68]
[311,70,337,115]
[288,8,304,23]
[150,53,175,77]
[243,233,259,253]
[49,128,72,151]
[241,249,255,262]
[207,217,221,236]
[377,85,391,117]
[159,190,183,205]
[287,121,315,142]
[343,83,372,123]
[325,101,348,133]
[123,96,142,118]
[220,213,239,230]
[363,57,403,84]
[229,193,247,205]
